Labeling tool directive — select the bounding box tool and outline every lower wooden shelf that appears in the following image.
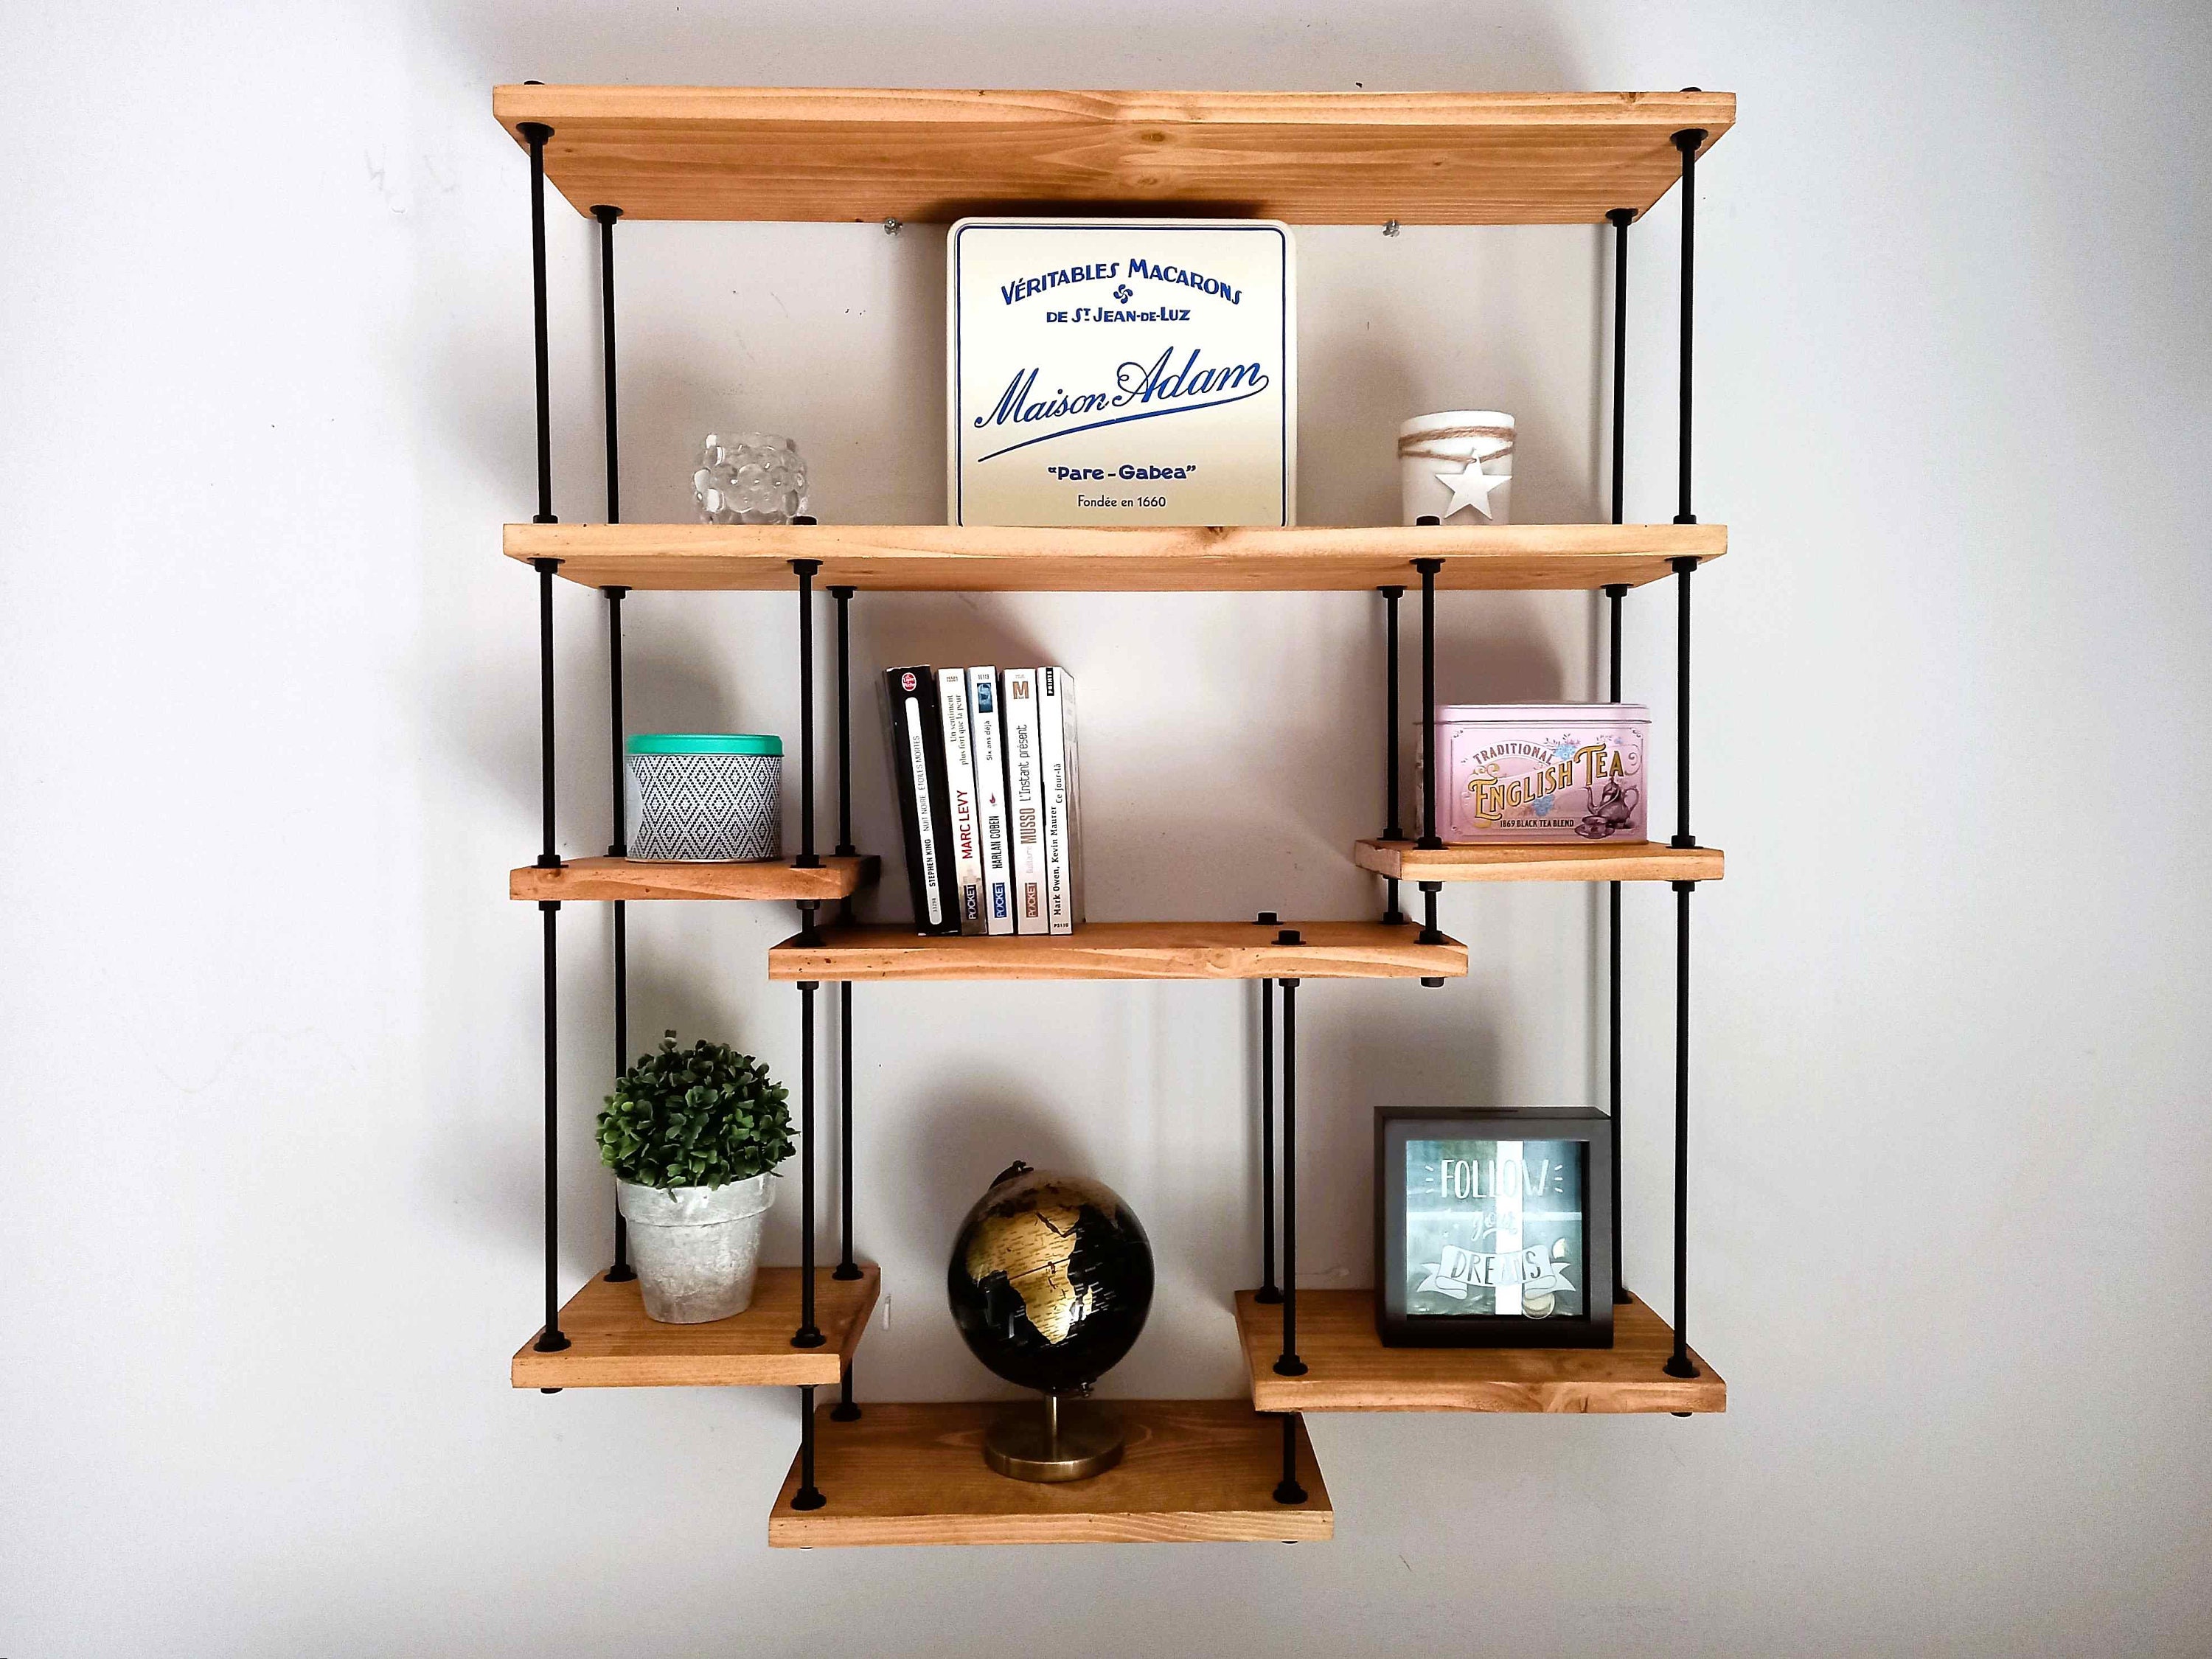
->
[510,1265,878,1389]
[1234,1288,1725,1414]
[1354,840,1725,883]
[768,1399,1332,1548]
[510,855,877,902]
[767,919,1467,982]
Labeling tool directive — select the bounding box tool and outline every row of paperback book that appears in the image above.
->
[882,666,1083,936]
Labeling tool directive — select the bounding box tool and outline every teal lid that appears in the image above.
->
[627,733,782,757]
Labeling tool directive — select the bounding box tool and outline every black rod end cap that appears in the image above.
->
[829,1401,861,1422]
[1415,515,1441,526]
[1420,976,1445,990]
[1256,911,1279,925]
[790,1327,827,1350]
[790,1487,827,1511]
[1253,1286,1284,1305]
[1663,1355,1700,1380]
[1273,1356,1309,1377]
[532,1330,571,1354]
[832,1263,863,1281]
[591,204,623,224]
[1273,1481,1310,1506]
[1672,128,1708,152]
[603,1264,636,1283]
[1606,206,1635,228]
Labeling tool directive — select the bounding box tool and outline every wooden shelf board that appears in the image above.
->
[506,521,1725,593]
[493,86,1732,226]
[768,919,1467,982]
[1234,1288,1725,1413]
[509,855,877,902]
[511,1265,877,1389]
[768,1399,1332,1547]
[1355,840,1725,883]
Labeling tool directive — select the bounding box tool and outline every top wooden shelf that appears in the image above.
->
[506,521,1723,593]
[493,86,1733,225]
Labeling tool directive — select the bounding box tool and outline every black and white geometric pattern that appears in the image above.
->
[627,754,782,862]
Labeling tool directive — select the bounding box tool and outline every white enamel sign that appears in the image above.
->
[947,218,1297,526]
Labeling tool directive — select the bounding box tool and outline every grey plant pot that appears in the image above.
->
[615,1175,775,1324]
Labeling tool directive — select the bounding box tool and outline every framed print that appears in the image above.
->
[1375,1107,1615,1348]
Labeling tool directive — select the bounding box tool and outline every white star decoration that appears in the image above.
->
[1433,461,1509,521]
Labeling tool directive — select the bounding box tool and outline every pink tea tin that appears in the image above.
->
[1419,703,1649,842]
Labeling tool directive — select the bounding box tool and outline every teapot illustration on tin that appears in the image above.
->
[1574,778,1639,841]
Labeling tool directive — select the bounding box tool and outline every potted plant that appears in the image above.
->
[596,1032,795,1324]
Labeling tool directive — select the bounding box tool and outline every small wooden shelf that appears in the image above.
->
[768,1399,1332,1548]
[767,920,1467,982]
[1355,841,1725,883]
[507,521,1724,594]
[494,86,1731,226]
[509,855,877,902]
[511,1265,877,1389]
[1234,1288,1725,1414]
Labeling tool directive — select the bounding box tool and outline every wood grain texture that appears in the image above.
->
[493,86,1733,225]
[504,521,1726,593]
[766,920,1468,982]
[509,1265,877,1389]
[768,1400,1332,1547]
[509,855,877,902]
[1354,841,1726,883]
[1234,1289,1726,1413]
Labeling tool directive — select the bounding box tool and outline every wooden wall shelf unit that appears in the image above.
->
[505,521,1725,594]
[1354,841,1726,883]
[493,86,1731,225]
[767,920,1468,983]
[1234,1290,1725,1415]
[493,79,1738,1548]
[512,1267,879,1390]
[767,1400,1332,1548]
[509,855,877,902]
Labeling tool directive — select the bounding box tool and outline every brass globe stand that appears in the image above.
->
[983,1391,1123,1483]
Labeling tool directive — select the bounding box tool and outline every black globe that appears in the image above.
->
[947,1161,1155,1395]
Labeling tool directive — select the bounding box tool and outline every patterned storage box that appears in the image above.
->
[625,734,782,863]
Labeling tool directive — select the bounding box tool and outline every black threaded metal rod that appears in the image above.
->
[1607,583,1629,1304]
[605,586,634,1282]
[534,561,560,869]
[1665,881,1697,1378]
[831,587,855,859]
[1273,978,1307,1376]
[1273,1413,1307,1506]
[1672,129,1705,529]
[793,561,821,871]
[834,985,858,1280]
[832,1360,859,1422]
[794,974,824,1348]
[534,899,569,1353]
[1607,208,1632,526]
[1256,924,1279,1302]
[1414,557,1443,850]
[520,123,555,527]
[1380,585,1405,924]
[1672,560,1695,847]
[792,1385,825,1509]
[592,206,621,522]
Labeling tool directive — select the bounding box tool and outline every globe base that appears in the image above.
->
[983,1395,1123,1484]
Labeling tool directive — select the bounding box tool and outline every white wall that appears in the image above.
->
[4,4,2208,1655]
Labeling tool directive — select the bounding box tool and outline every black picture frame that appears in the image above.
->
[1375,1107,1615,1348]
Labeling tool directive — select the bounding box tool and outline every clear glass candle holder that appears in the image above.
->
[694,433,810,524]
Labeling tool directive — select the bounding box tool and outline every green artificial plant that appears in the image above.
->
[596,1032,794,1191]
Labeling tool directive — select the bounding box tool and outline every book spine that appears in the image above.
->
[1040,665,1074,936]
[937,668,987,935]
[1002,669,1048,935]
[881,667,960,935]
[967,667,1016,935]
[1055,669,1084,928]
